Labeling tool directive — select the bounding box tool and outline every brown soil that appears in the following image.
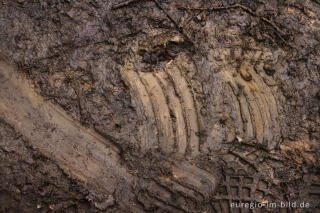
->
[0,0,319,212]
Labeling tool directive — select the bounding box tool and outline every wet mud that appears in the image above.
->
[0,0,320,212]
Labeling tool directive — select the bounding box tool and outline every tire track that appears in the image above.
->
[139,72,175,154]
[154,71,188,155]
[220,61,280,148]
[224,71,255,141]
[120,68,158,151]
[176,61,205,151]
[0,61,135,206]
[166,65,200,156]
[1,61,220,212]
[251,70,280,145]
[120,61,200,156]
[243,85,264,144]
[170,162,217,199]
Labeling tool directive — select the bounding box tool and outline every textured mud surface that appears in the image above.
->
[0,119,102,213]
[0,0,320,212]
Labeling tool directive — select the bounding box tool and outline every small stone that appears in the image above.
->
[94,195,115,210]
[240,70,252,81]
[236,136,243,142]
[263,64,275,76]
[70,60,78,69]
[239,62,253,81]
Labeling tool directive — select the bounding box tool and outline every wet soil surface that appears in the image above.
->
[0,120,103,213]
[0,0,320,212]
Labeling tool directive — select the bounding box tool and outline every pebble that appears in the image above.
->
[94,195,115,210]
[263,64,275,76]
[240,69,252,81]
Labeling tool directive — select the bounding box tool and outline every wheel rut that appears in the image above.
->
[0,60,219,212]
[154,71,187,154]
[220,61,280,149]
[120,60,201,156]
[0,61,133,202]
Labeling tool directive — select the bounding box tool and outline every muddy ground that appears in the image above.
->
[0,0,320,212]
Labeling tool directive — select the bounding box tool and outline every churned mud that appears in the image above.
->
[0,0,320,212]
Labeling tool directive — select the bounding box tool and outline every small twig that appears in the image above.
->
[111,0,140,10]
[224,140,269,152]
[274,31,294,49]
[153,0,194,44]
[153,0,179,27]
[89,1,99,8]
[176,4,239,12]
[310,0,320,6]
[260,17,285,35]
[176,3,293,48]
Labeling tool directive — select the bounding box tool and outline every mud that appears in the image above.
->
[0,0,320,212]
[0,119,102,213]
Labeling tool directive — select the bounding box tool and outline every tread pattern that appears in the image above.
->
[0,61,138,211]
[120,64,158,151]
[212,164,283,213]
[155,71,188,154]
[301,173,320,210]
[120,60,201,156]
[139,72,175,153]
[1,61,219,212]
[121,53,281,153]
[221,61,280,149]
[136,160,218,212]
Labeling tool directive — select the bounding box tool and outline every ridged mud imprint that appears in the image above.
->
[120,54,285,211]
[221,61,280,150]
[120,60,201,156]
[301,173,320,210]
[137,160,218,212]
[212,165,320,212]
[120,60,222,211]
[0,61,218,211]
[0,61,132,196]
[212,164,284,213]
[121,54,280,154]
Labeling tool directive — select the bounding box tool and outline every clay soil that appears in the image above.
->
[0,0,320,212]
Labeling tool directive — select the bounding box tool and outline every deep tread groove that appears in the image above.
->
[166,65,200,156]
[176,62,205,149]
[220,60,280,149]
[120,68,158,151]
[139,72,175,153]
[227,82,244,136]
[154,71,188,155]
